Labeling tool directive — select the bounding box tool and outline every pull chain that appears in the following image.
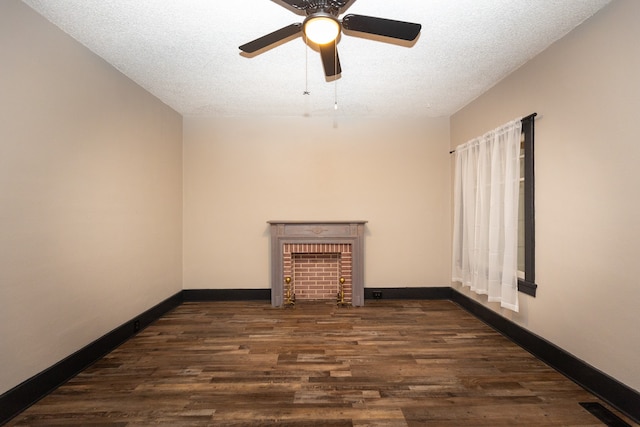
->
[303,34,310,96]
[334,41,338,110]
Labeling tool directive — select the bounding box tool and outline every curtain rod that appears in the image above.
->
[449,113,538,154]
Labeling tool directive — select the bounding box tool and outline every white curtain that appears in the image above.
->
[452,118,522,312]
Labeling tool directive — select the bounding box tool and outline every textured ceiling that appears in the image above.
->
[22,0,610,118]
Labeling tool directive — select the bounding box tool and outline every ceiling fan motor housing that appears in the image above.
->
[292,0,350,16]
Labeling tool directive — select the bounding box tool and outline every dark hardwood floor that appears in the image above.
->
[6,300,636,426]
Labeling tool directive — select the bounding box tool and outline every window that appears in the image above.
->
[517,114,537,296]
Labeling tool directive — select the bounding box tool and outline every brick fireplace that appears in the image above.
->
[285,243,352,301]
[268,221,367,307]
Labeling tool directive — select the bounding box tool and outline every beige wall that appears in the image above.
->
[183,115,451,290]
[451,0,640,392]
[0,1,183,394]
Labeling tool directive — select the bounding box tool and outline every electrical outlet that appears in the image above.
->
[372,291,382,299]
[133,320,140,332]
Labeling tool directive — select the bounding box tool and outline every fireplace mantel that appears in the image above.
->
[268,221,367,307]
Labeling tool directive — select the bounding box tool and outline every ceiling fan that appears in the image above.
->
[239,0,422,77]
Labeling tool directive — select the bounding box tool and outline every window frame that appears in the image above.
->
[517,114,537,297]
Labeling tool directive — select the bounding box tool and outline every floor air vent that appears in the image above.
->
[579,402,631,427]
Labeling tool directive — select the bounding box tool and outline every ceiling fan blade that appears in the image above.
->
[342,14,421,41]
[319,41,342,77]
[239,23,302,53]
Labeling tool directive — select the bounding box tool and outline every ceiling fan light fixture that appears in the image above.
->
[303,14,340,45]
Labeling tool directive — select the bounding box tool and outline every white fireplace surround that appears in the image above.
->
[268,221,367,307]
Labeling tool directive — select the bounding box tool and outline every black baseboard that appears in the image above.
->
[2,288,638,425]
[450,289,639,424]
[182,288,271,302]
[0,291,183,426]
[364,286,452,300]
